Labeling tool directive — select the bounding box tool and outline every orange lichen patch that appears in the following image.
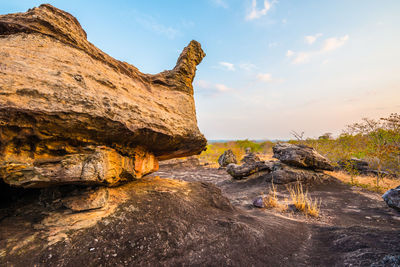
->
[326,171,400,194]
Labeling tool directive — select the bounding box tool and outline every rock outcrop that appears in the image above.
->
[227,161,273,179]
[226,143,333,184]
[273,143,334,171]
[240,152,261,164]
[265,162,328,184]
[382,185,400,211]
[218,149,237,167]
[0,5,206,187]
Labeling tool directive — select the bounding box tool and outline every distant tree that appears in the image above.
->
[290,130,305,142]
[318,133,332,140]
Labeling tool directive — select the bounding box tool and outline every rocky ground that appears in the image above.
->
[1,162,399,266]
[154,163,400,266]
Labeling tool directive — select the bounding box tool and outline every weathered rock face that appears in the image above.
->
[226,161,273,179]
[226,143,334,183]
[240,152,261,164]
[382,185,400,211]
[265,162,329,184]
[218,149,237,167]
[273,143,334,171]
[0,5,206,187]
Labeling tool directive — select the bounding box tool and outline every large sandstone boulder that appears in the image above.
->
[0,5,206,187]
[273,143,334,171]
[218,149,237,167]
[382,186,400,211]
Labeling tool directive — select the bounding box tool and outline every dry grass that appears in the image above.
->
[326,171,400,194]
[262,182,288,212]
[287,182,321,217]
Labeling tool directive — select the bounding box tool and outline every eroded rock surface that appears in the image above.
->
[226,161,273,179]
[382,185,400,211]
[218,149,237,167]
[265,162,330,184]
[0,4,206,187]
[240,152,261,164]
[273,143,334,171]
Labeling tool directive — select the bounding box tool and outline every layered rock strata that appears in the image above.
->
[0,4,206,187]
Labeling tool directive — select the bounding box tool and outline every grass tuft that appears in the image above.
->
[287,182,321,217]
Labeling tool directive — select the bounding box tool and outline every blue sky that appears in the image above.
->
[1,0,400,140]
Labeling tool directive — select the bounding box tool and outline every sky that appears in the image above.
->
[1,0,400,140]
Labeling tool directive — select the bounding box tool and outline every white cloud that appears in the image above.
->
[195,80,232,94]
[215,84,231,92]
[256,72,284,83]
[292,52,311,64]
[286,50,294,57]
[305,33,323,45]
[321,35,349,52]
[211,0,228,8]
[288,34,349,64]
[246,0,272,20]
[239,63,257,71]
[219,61,235,71]
[257,73,272,82]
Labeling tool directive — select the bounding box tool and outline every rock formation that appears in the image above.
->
[382,185,400,211]
[0,4,206,188]
[265,161,329,184]
[240,152,261,164]
[227,143,333,183]
[273,143,334,171]
[218,149,237,167]
[227,160,273,179]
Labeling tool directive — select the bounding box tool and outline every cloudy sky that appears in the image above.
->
[1,1,400,140]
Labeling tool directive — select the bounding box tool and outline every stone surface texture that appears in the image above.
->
[218,149,237,167]
[273,143,334,171]
[0,4,206,187]
[265,162,329,184]
[226,161,273,179]
[382,185,400,211]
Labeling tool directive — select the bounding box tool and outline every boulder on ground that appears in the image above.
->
[0,4,206,188]
[338,158,391,177]
[273,143,334,171]
[265,162,329,184]
[218,150,237,167]
[337,158,370,174]
[240,153,261,164]
[226,161,273,179]
[382,185,400,211]
[253,196,265,208]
